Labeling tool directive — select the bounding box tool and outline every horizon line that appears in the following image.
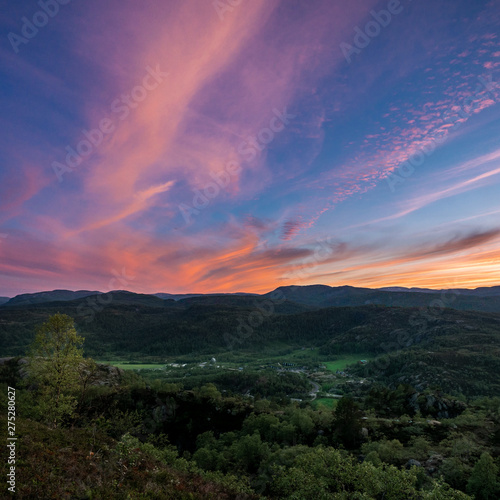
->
[2,282,499,299]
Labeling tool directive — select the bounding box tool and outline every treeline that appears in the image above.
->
[2,299,500,358]
[3,300,500,399]
[158,369,311,400]
[350,349,500,397]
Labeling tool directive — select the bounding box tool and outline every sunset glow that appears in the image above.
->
[1,0,500,296]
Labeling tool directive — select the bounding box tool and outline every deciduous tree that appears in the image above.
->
[28,313,86,427]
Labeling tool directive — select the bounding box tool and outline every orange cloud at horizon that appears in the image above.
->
[1,219,498,296]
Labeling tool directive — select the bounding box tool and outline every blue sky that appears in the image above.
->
[0,0,499,296]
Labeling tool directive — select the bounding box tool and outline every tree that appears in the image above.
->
[440,457,468,490]
[467,452,499,500]
[333,396,363,448]
[269,447,469,499]
[230,432,270,473]
[28,313,87,427]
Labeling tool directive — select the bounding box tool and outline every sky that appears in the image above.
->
[0,0,500,297]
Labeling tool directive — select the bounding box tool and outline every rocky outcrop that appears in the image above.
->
[424,454,444,475]
[406,459,422,469]
[92,363,125,386]
[408,392,467,419]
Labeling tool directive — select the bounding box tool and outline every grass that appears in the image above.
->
[313,398,338,409]
[99,351,373,374]
[323,354,372,373]
[99,346,322,371]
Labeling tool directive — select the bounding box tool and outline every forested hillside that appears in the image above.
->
[2,293,500,398]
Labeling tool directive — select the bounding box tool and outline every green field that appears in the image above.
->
[98,352,372,373]
[313,398,338,409]
[323,354,371,372]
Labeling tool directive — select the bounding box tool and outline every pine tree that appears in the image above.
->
[333,396,363,448]
[467,452,499,500]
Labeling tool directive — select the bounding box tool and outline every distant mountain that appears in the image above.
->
[3,284,500,312]
[267,284,500,313]
[265,285,373,306]
[4,290,102,307]
[0,297,9,305]
[154,293,204,300]
[380,287,442,294]
[466,286,500,297]
[176,294,313,314]
[91,291,172,308]
[380,286,500,297]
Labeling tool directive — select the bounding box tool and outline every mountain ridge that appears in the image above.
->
[3,289,102,307]
[3,284,500,311]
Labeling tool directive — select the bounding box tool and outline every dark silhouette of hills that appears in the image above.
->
[265,284,500,312]
[2,284,500,313]
[380,285,500,297]
[4,289,101,307]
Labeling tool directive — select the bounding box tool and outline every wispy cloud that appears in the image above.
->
[1,0,500,295]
